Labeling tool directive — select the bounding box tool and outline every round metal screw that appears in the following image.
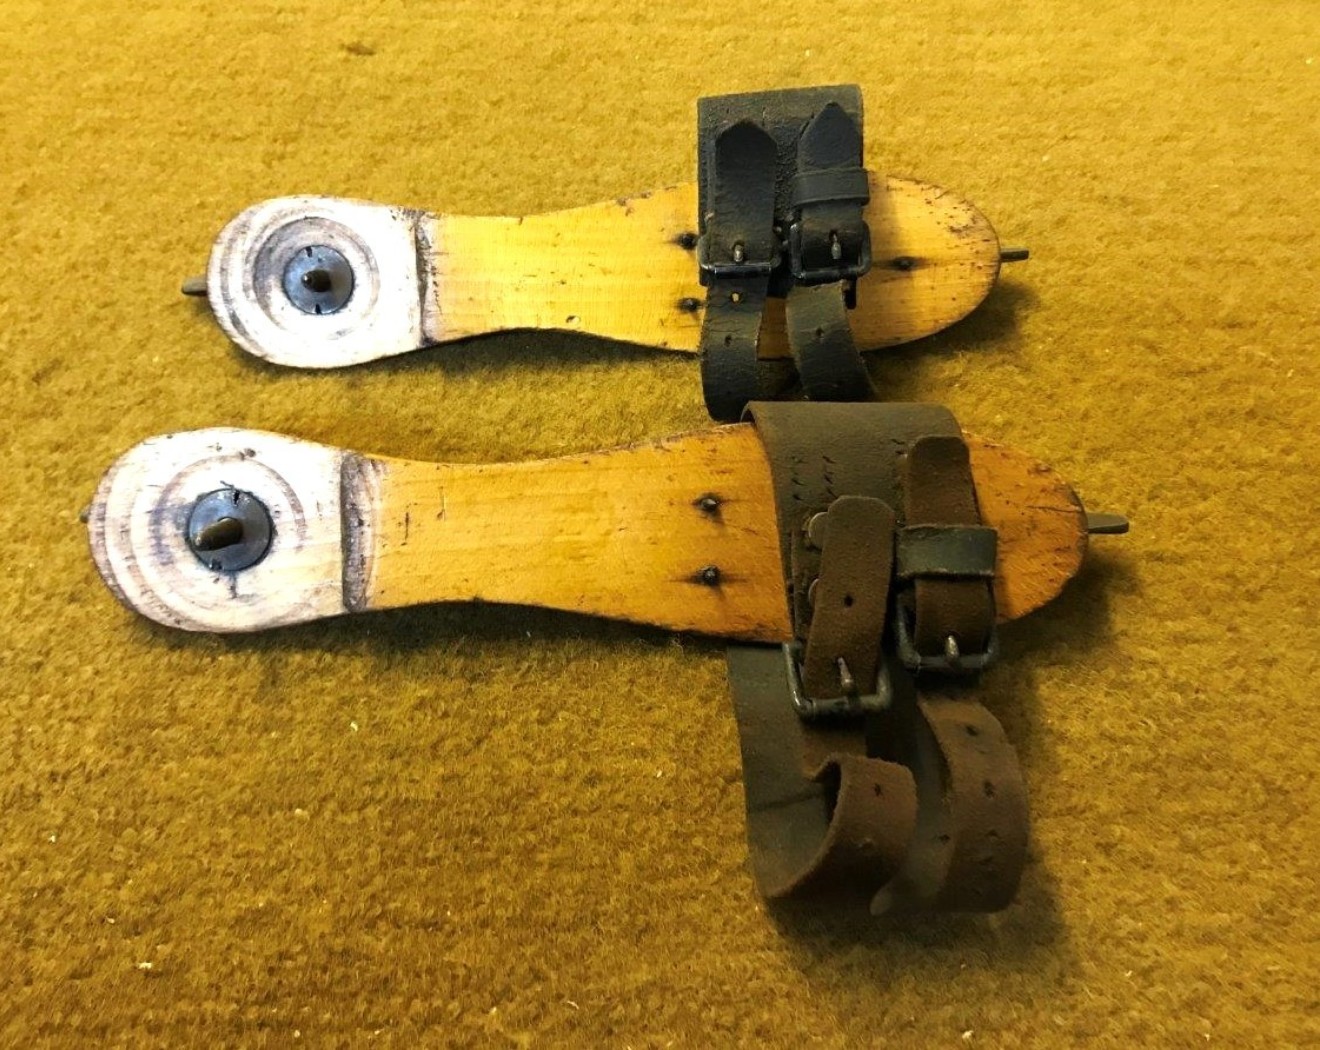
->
[186,489,274,573]
[282,244,355,316]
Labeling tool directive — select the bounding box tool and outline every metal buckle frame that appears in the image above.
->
[696,235,780,282]
[892,595,999,675]
[786,222,871,286]
[782,642,892,721]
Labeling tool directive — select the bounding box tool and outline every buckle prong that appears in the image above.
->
[893,597,998,675]
[784,644,890,721]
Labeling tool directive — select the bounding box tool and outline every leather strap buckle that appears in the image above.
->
[893,594,1000,675]
[787,221,871,285]
[782,642,891,720]
[696,234,779,280]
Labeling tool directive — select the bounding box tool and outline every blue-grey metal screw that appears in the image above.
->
[282,244,355,315]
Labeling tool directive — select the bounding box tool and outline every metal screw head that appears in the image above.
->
[186,489,274,572]
[282,244,355,315]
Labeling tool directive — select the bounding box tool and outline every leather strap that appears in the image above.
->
[799,495,893,700]
[900,435,996,665]
[727,401,1028,913]
[696,86,877,421]
[785,283,875,403]
[868,675,1028,914]
[745,400,958,614]
[698,121,779,423]
[785,100,873,408]
[729,644,918,900]
[788,101,870,284]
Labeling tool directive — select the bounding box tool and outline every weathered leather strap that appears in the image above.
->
[696,86,877,421]
[868,674,1028,914]
[698,121,779,422]
[746,401,956,625]
[729,644,918,899]
[783,102,874,402]
[727,401,1028,913]
[785,283,875,403]
[799,495,894,701]
[788,103,870,280]
[899,435,996,666]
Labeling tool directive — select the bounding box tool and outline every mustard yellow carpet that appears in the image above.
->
[2,1,1316,1045]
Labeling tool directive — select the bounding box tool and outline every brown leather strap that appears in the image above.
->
[726,401,1028,913]
[869,677,1028,914]
[901,435,996,660]
[728,644,917,900]
[745,400,959,633]
[728,646,1028,912]
[800,495,893,700]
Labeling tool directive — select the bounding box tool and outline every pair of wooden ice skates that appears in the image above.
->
[89,85,1126,916]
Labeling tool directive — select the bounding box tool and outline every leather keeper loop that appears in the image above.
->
[790,167,871,209]
[896,524,998,580]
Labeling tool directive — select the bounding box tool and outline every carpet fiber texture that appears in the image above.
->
[1,1,1317,1046]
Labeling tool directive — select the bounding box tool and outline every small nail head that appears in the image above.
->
[804,512,829,550]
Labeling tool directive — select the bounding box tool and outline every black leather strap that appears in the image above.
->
[787,101,870,285]
[785,283,875,403]
[696,86,877,421]
[698,121,779,422]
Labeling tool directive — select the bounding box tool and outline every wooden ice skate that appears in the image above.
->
[88,421,1095,637]
[186,179,1019,370]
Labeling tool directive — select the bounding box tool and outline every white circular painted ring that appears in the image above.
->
[207,196,427,368]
